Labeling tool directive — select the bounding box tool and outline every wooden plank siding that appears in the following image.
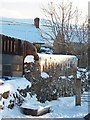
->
[2,35,23,55]
[0,34,23,77]
[0,34,39,77]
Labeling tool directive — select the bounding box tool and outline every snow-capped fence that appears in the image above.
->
[24,54,78,103]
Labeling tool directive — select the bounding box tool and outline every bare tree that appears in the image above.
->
[41,0,88,55]
[74,14,88,67]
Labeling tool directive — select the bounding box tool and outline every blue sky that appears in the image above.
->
[0,0,89,19]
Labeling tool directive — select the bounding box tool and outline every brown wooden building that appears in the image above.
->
[0,34,24,77]
[0,18,47,77]
[0,34,39,77]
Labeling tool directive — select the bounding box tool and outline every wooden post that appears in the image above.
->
[75,78,81,106]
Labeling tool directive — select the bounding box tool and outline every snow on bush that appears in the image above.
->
[41,72,49,79]
[0,79,4,85]
[0,83,11,94]
[24,55,34,63]
[24,53,78,103]
[38,53,78,72]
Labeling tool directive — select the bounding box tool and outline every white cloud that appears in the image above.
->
[88,1,90,18]
[1,8,23,18]
[1,0,30,2]
[0,0,89,18]
[0,0,43,18]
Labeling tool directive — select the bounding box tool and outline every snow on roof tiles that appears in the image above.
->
[0,18,45,44]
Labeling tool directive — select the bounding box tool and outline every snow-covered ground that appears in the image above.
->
[0,77,88,119]
[0,54,89,119]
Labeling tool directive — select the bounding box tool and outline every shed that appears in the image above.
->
[0,18,44,77]
[0,34,23,77]
[0,34,39,77]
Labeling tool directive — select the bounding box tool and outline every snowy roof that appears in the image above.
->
[0,18,45,44]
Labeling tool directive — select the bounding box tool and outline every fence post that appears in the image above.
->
[75,78,81,106]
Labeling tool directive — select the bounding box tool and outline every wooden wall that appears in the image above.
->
[0,34,23,77]
[2,35,23,55]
